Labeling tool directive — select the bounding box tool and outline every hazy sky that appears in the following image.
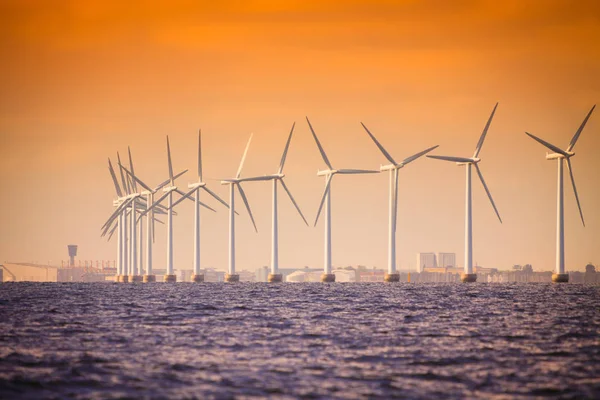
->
[1,0,599,272]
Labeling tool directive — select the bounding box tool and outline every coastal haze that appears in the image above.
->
[1,1,599,273]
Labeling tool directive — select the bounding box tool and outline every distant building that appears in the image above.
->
[255,266,269,282]
[203,268,224,282]
[238,270,256,282]
[437,252,456,268]
[331,269,356,282]
[417,252,437,272]
[356,268,386,282]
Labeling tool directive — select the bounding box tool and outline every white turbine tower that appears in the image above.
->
[220,134,263,283]
[525,105,595,283]
[306,117,380,282]
[235,123,309,282]
[427,103,502,283]
[360,122,438,281]
[169,130,230,282]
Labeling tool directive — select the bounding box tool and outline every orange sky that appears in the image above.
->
[1,0,599,272]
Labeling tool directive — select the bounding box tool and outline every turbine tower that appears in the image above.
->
[306,117,379,282]
[236,123,308,282]
[525,105,595,283]
[427,103,502,282]
[170,130,230,282]
[220,134,263,283]
[361,122,438,281]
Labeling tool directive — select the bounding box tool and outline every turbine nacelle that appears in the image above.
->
[380,164,398,171]
[162,185,177,193]
[317,169,337,176]
[456,158,481,166]
[546,152,574,160]
[187,182,207,189]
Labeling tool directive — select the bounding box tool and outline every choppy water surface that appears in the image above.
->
[0,283,599,399]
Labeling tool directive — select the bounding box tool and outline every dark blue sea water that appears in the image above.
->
[0,283,599,399]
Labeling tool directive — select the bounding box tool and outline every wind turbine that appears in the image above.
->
[220,134,263,282]
[235,123,308,282]
[117,161,187,282]
[145,136,212,282]
[306,117,380,282]
[360,122,438,281]
[168,130,230,282]
[427,103,502,283]
[525,105,595,283]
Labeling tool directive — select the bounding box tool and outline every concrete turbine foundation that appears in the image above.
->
[321,273,335,283]
[384,273,400,282]
[129,275,143,283]
[143,275,156,283]
[164,274,177,283]
[461,273,477,283]
[225,274,239,283]
[268,274,283,283]
[191,274,205,283]
[552,273,569,283]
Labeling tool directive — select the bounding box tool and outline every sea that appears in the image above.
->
[0,282,598,399]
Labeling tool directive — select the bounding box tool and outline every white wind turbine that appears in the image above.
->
[360,122,438,281]
[427,103,502,282]
[525,105,595,283]
[235,123,309,282]
[306,117,380,282]
[102,151,146,282]
[117,162,187,282]
[220,134,264,282]
[168,130,230,282]
[145,136,214,282]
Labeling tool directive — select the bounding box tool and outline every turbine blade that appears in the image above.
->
[153,216,164,225]
[238,175,275,182]
[128,146,137,192]
[314,174,332,226]
[306,117,333,169]
[108,158,123,197]
[117,152,130,194]
[360,122,397,165]
[139,191,171,218]
[278,122,295,174]
[401,145,439,166]
[237,184,257,232]
[236,134,253,179]
[102,197,133,230]
[427,155,474,163]
[336,169,380,174]
[173,188,216,212]
[106,222,118,242]
[171,187,196,209]
[166,136,174,184]
[119,163,152,192]
[566,158,585,226]
[567,105,595,152]
[102,217,118,238]
[525,132,568,156]
[202,186,230,209]
[474,164,502,223]
[155,169,188,191]
[280,179,308,226]
[473,102,498,158]
[198,129,203,181]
